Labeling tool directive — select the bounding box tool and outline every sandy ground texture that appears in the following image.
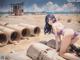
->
[0,14,80,60]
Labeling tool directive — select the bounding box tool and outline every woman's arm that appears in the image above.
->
[52,24,61,51]
[52,22,64,51]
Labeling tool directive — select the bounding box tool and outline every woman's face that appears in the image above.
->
[48,18,56,25]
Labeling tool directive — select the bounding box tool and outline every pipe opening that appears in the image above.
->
[78,21,80,23]
[34,27,40,34]
[11,32,20,41]
[22,28,30,37]
[0,34,7,44]
[67,19,71,23]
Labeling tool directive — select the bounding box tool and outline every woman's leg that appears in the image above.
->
[62,53,80,60]
[59,35,80,60]
[59,29,80,60]
[59,35,72,56]
[59,29,74,56]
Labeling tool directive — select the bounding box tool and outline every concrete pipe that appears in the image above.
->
[0,31,8,47]
[27,43,65,60]
[0,21,8,26]
[19,23,41,36]
[46,39,60,50]
[7,53,32,60]
[0,26,20,43]
[6,24,30,38]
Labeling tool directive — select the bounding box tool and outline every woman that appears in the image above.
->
[44,14,80,60]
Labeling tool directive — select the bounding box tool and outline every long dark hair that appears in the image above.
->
[44,14,56,34]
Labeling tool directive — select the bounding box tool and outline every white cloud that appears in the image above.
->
[62,3,77,12]
[31,4,44,12]
[24,1,79,12]
[45,1,60,12]
[26,1,60,12]
[44,1,79,12]
[55,7,64,12]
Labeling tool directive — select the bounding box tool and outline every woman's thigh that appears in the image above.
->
[59,29,74,55]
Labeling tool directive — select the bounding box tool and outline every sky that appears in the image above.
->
[0,0,80,12]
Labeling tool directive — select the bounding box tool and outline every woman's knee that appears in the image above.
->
[59,52,65,58]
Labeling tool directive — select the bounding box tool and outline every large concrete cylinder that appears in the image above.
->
[46,39,60,49]
[7,53,32,60]
[6,24,30,38]
[0,26,20,43]
[0,31,8,46]
[19,23,41,36]
[27,43,65,60]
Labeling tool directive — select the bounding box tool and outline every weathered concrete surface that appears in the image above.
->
[0,26,20,43]
[6,24,30,38]
[27,43,65,60]
[19,23,41,35]
[0,51,32,60]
